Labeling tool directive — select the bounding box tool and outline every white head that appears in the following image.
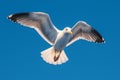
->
[63,27,72,35]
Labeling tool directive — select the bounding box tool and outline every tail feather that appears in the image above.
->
[41,47,68,65]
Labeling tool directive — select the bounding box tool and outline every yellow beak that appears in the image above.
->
[69,31,73,35]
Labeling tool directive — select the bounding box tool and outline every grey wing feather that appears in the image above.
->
[67,21,104,46]
[8,12,59,45]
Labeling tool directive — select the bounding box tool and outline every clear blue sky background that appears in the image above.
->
[0,0,120,80]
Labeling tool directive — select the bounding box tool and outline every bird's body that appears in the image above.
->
[8,12,105,65]
[54,29,71,51]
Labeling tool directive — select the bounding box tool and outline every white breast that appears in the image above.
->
[55,31,64,44]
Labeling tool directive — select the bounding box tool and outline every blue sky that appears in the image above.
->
[0,0,120,80]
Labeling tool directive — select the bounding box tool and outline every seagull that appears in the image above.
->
[8,12,105,65]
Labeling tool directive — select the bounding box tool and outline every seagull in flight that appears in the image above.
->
[8,12,105,65]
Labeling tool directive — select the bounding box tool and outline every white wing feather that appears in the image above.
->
[8,12,60,45]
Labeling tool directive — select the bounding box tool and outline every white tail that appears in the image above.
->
[41,47,68,65]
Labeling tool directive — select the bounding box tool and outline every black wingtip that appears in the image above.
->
[7,14,16,22]
[95,38,105,43]
[91,29,105,43]
[7,13,29,22]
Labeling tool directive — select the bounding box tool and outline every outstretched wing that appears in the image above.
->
[67,21,104,46]
[8,12,59,45]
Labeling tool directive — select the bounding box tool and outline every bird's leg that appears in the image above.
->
[54,49,62,62]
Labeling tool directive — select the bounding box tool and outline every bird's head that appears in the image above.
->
[63,27,73,35]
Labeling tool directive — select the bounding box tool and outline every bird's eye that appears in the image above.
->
[65,28,68,31]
